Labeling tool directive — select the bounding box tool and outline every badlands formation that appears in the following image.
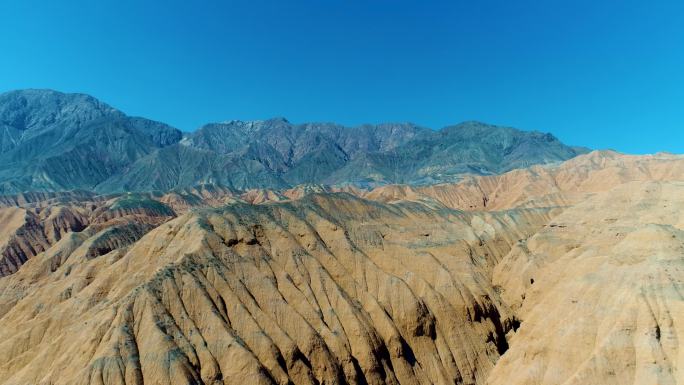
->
[0,150,683,384]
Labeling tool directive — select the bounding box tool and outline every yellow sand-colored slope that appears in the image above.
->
[0,151,683,384]
[366,150,684,210]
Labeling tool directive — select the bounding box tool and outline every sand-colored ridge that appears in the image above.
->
[366,150,684,211]
[0,151,683,384]
[488,180,684,385]
[0,193,552,385]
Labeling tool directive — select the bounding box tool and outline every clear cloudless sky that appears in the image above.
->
[1,0,683,153]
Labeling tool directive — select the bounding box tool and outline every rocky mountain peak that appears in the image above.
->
[0,89,589,194]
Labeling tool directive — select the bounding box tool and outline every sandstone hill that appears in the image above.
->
[366,150,684,210]
[0,151,683,384]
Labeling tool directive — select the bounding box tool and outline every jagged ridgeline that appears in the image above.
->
[0,89,587,194]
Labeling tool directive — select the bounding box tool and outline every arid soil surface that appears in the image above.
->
[1,150,683,385]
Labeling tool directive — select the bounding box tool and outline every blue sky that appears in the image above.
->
[1,0,683,153]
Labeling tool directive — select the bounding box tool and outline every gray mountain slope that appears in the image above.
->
[0,90,182,193]
[0,89,589,193]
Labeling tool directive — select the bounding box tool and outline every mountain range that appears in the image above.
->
[3,88,684,385]
[0,89,588,194]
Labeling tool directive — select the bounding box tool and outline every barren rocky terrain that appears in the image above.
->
[0,150,683,384]
[0,89,587,193]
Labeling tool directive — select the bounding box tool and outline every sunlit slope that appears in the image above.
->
[0,194,551,385]
[367,150,684,210]
[488,181,684,385]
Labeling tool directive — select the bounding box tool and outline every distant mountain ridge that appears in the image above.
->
[0,89,588,193]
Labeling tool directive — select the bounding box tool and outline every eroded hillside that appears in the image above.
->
[0,151,683,385]
[0,90,587,193]
[367,150,684,210]
[0,193,553,385]
[489,180,684,385]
